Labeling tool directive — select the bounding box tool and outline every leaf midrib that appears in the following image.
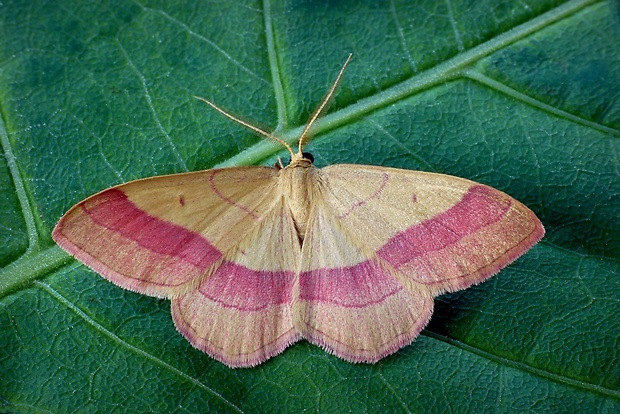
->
[34,279,245,414]
[217,0,602,168]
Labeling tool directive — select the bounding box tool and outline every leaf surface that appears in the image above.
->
[1,0,618,412]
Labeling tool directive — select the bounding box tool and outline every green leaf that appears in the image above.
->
[1,0,618,412]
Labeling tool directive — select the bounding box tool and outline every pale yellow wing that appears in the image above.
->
[54,165,306,367]
[293,164,543,363]
[172,197,302,367]
[295,200,434,363]
[317,164,544,296]
[53,166,280,298]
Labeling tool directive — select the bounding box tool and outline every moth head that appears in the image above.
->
[277,151,314,170]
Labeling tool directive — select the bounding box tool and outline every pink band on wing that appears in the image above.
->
[378,185,510,267]
[299,261,403,307]
[84,189,221,270]
[198,261,295,311]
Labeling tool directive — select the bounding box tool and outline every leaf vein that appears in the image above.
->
[35,280,245,414]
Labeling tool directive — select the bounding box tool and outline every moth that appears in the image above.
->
[53,55,544,368]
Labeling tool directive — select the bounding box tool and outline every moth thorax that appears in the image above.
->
[280,163,316,242]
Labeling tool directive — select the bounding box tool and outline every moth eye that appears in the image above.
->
[302,152,314,163]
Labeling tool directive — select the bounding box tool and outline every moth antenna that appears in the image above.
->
[298,53,352,154]
[195,96,296,159]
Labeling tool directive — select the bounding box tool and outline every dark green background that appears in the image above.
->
[1,0,618,412]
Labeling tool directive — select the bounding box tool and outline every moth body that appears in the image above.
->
[279,154,317,243]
